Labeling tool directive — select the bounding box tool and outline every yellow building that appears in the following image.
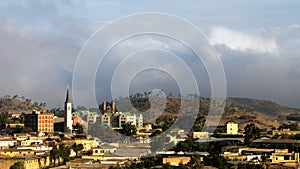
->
[193,132,208,138]
[269,149,299,168]
[0,149,36,157]
[226,122,239,134]
[163,157,191,166]
[14,133,30,141]
[62,139,97,151]
[0,156,51,169]
[92,146,116,156]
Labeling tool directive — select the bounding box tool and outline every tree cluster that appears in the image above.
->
[244,123,261,145]
[50,144,71,166]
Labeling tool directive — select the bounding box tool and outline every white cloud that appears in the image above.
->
[209,26,277,53]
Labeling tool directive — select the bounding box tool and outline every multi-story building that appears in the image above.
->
[126,114,143,128]
[111,113,127,128]
[100,112,143,129]
[24,110,54,133]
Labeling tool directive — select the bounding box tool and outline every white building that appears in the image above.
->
[126,114,137,126]
[0,139,17,148]
[126,113,143,128]
[17,145,53,151]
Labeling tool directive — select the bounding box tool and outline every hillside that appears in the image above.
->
[227,98,299,117]
[222,98,300,128]
[115,96,300,129]
[0,97,45,114]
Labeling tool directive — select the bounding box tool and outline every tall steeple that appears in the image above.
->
[65,87,71,104]
[64,86,73,133]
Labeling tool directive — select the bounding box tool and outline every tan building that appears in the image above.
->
[24,110,54,133]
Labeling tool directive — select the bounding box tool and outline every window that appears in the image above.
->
[284,156,290,160]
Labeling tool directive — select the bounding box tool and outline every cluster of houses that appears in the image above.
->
[0,132,98,169]
[1,116,300,169]
[191,122,300,168]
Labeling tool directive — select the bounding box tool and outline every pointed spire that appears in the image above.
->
[65,86,71,104]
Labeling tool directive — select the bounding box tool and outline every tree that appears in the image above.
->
[50,146,60,166]
[13,125,23,133]
[59,144,71,164]
[144,156,156,168]
[72,143,84,157]
[21,127,33,133]
[0,112,9,124]
[244,123,261,145]
[204,154,231,169]
[162,163,172,169]
[10,162,24,169]
[121,122,137,136]
[290,123,300,131]
[260,154,269,169]
[238,163,261,169]
[188,154,203,169]
[50,144,71,166]
[73,123,84,134]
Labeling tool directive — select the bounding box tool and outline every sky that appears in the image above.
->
[0,0,300,109]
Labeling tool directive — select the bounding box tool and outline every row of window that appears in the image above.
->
[38,120,53,123]
[38,115,53,119]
